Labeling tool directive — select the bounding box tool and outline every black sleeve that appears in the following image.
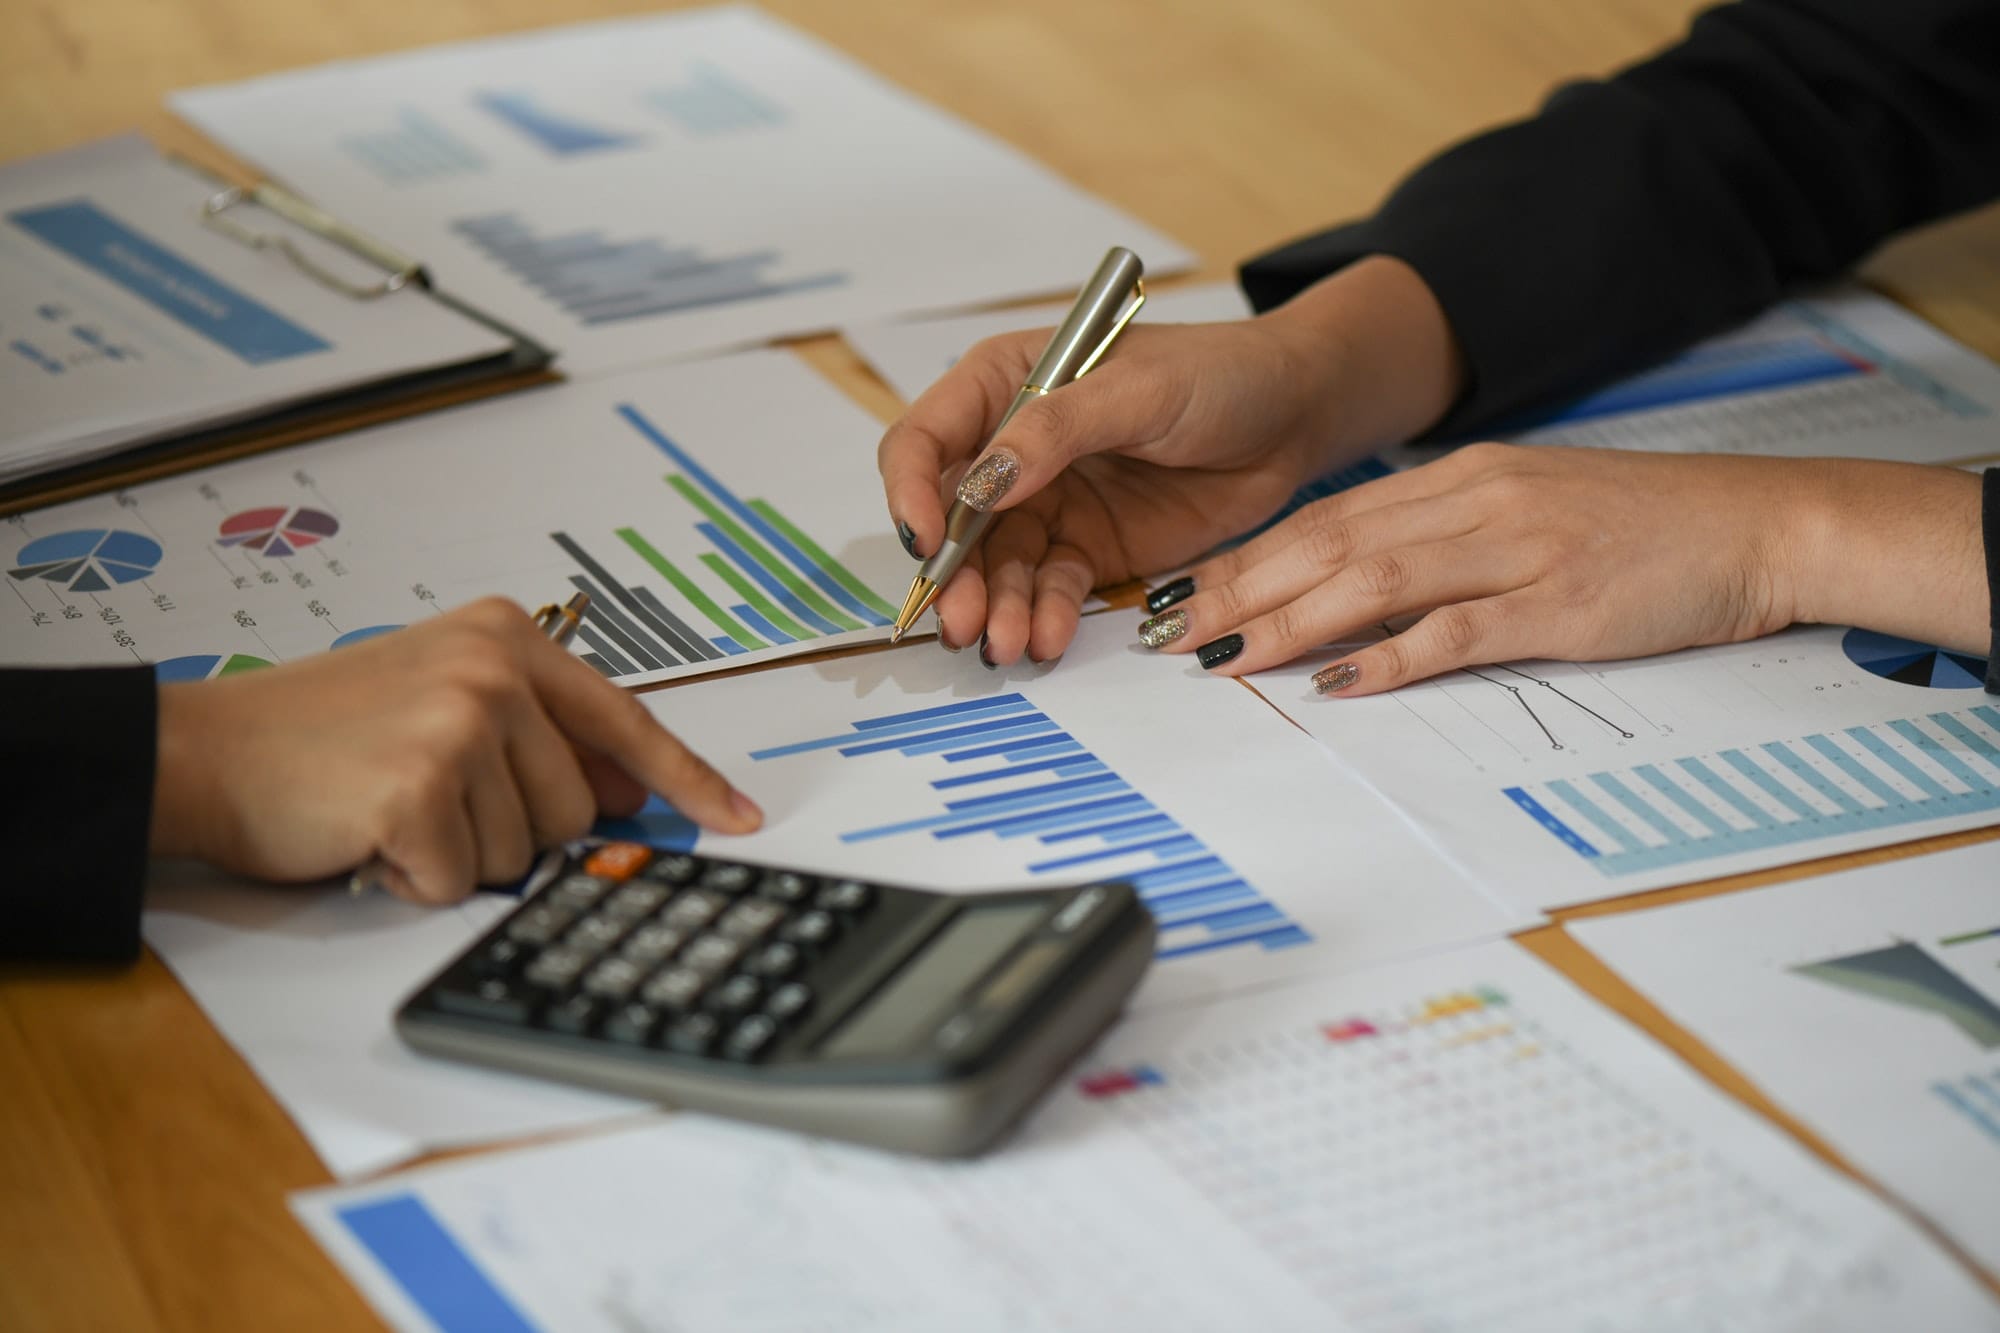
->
[1987,470,1999,695]
[1241,0,2000,438]
[2,667,156,964]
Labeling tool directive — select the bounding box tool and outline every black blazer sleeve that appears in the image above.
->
[1241,0,2000,439]
[3,666,156,963]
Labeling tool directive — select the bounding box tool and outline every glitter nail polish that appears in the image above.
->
[1137,608,1189,649]
[1145,576,1195,615]
[956,451,1020,511]
[1196,634,1245,670]
[1313,661,1360,694]
[897,520,919,559]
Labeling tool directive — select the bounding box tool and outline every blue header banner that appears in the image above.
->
[9,199,330,365]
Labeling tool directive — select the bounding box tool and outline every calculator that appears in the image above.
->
[397,841,1156,1157]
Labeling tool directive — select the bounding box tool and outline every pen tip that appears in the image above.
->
[890,626,905,644]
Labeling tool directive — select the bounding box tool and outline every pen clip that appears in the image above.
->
[1073,279,1145,379]
[199,183,424,300]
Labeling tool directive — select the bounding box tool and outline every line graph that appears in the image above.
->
[1457,664,1638,751]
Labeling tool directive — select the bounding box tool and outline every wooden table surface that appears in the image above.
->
[5,1,2000,1327]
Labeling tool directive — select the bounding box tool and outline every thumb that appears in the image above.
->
[954,360,1173,515]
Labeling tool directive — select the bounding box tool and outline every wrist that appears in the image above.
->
[150,682,232,863]
[1784,461,1988,654]
[1258,253,1468,474]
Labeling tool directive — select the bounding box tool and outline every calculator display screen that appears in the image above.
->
[822,903,1046,1058]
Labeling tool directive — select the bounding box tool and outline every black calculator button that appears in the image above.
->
[548,874,613,912]
[681,933,745,977]
[435,976,536,1025]
[762,982,813,1025]
[602,1002,665,1045]
[600,882,670,922]
[523,945,592,990]
[471,937,528,977]
[699,862,758,894]
[619,923,687,967]
[706,974,764,1016]
[661,889,729,932]
[566,915,630,954]
[541,993,604,1035]
[506,901,579,946]
[722,1014,780,1063]
[663,1011,723,1056]
[744,941,802,981]
[581,957,647,1001]
[640,965,708,1011]
[715,899,786,943]
[780,910,838,951]
[641,853,700,885]
[757,871,815,903]
[817,880,874,915]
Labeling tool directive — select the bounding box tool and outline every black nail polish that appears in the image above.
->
[978,632,998,671]
[897,520,919,559]
[1145,576,1195,615]
[1195,634,1245,670]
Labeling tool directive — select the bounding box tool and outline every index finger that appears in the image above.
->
[878,329,1046,558]
[523,636,762,836]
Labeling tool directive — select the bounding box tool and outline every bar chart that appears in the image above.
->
[648,65,786,135]
[339,109,488,185]
[748,692,1314,960]
[1504,705,2000,878]
[551,403,895,677]
[470,91,642,157]
[452,212,846,325]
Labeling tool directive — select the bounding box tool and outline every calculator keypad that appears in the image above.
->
[444,843,886,1064]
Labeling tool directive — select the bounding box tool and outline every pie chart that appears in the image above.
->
[9,528,163,592]
[216,505,340,557]
[333,624,403,648]
[1842,628,1988,690]
[155,653,273,683]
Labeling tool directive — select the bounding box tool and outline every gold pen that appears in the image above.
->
[890,247,1147,642]
[347,592,592,896]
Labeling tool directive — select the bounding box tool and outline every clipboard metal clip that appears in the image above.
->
[201,182,425,300]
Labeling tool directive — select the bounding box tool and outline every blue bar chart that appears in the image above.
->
[1505,706,2000,878]
[451,212,846,325]
[748,693,1315,960]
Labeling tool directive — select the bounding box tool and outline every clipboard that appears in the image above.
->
[0,138,556,514]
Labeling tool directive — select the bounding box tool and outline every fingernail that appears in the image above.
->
[978,632,998,671]
[1195,634,1245,670]
[1137,608,1188,649]
[956,450,1020,512]
[730,790,764,828]
[937,625,962,653]
[1145,577,1195,615]
[1313,661,1360,695]
[897,520,920,559]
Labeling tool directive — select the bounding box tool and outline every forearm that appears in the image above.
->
[1258,255,1467,473]
[1787,461,1990,656]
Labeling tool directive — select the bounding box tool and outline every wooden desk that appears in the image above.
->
[5,1,1999,1327]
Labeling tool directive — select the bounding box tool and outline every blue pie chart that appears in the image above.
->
[9,528,162,592]
[1842,628,1988,690]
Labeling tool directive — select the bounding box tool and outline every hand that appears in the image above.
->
[149,598,763,903]
[1136,444,1989,693]
[877,257,1464,664]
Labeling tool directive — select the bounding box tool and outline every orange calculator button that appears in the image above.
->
[584,842,652,882]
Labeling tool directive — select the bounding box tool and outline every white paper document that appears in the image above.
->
[845,280,1254,405]
[616,613,1534,1013]
[170,6,1194,375]
[1249,623,2000,913]
[144,864,651,1179]
[1406,284,2000,465]
[1572,839,2000,1277]
[292,939,1999,1333]
[1,349,909,686]
[0,137,512,484]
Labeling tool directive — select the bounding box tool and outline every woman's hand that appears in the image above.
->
[149,598,763,903]
[877,256,1465,664]
[1135,444,1988,694]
